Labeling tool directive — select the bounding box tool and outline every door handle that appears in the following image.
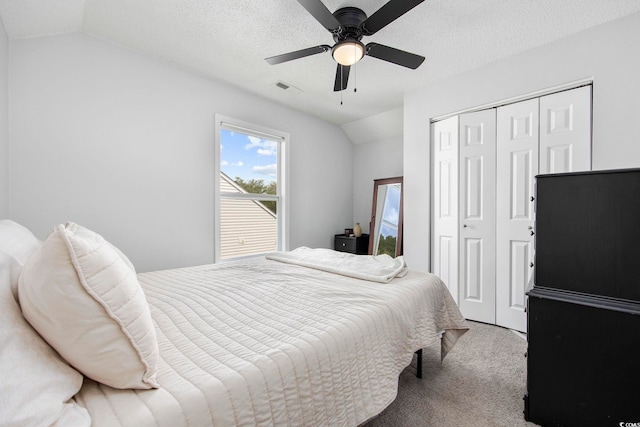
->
[530,230,535,236]
[530,262,534,268]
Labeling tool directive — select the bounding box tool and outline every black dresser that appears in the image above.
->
[525,169,640,426]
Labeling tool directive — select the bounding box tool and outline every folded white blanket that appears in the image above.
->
[265,246,408,283]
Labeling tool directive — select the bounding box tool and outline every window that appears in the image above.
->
[214,115,288,261]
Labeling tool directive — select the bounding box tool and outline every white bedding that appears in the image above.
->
[74,256,468,427]
[265,246,408,283]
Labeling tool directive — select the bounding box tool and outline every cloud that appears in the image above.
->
[383,207,399,223]
[245,136,277,156]
[257,148,276,156]
[253,164,277,177]
[221,160,243,167]
[246,136,261,147]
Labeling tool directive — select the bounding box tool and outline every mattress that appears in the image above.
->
[74,256,468,426]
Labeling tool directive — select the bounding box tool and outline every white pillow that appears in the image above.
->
[0,220,90,426]
[18,222,160,389]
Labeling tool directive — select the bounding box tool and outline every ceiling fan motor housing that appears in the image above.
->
[332,7,367,42]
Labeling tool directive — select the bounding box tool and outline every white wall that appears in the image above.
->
[404,12,640,271]
[353,136,403,235]
[0,18,8,218]
[9,32,354,272]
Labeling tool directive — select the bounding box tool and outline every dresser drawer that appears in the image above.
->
[335,236,356,253]
[334,234,369,254]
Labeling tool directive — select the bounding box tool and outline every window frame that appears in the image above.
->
[214,114,289,262]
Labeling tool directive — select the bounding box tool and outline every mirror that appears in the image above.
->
[368,176,403,257]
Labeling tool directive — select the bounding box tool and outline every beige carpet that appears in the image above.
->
[364,321,540,427]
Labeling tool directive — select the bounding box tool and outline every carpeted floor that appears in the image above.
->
[363,321,540,427]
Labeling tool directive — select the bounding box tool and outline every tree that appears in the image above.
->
[234,177,277,214]
[376,235,397,257]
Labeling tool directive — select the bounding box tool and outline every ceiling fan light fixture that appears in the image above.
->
[332,40,364,66]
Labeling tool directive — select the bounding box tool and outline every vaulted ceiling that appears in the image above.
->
[1,0,639,130]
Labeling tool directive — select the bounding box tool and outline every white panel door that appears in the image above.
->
[496,99,539,332]
[432,116,459,302]
[539,86,592,174]
[458,109,496,323]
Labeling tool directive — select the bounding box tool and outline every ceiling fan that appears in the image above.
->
[265,0,426,92]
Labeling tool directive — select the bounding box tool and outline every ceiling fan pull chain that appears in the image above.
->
[340,66,344,105]
[354,44,357,93]
[354,60,357,93]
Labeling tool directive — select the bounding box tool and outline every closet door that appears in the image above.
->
[432,116,459,302]
[496,98,539,332]
[539,86,592,173]
[458,109,496,323]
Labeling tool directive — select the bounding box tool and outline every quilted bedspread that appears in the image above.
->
[74,256,468,427]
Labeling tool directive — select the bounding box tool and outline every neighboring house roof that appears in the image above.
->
[219,172,277,259]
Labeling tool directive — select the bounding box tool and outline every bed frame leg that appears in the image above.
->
[416,349,423,378]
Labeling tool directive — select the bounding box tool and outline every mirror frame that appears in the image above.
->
[368,176,403,256]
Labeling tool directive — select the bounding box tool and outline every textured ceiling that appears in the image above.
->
[1,0,640,128]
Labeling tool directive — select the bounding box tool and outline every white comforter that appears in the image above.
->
[74,256,468,427]
[266,247,408,283]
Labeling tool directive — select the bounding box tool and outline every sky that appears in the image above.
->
[220,129,278,185]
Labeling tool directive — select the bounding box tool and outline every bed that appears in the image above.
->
[1,220,469,427]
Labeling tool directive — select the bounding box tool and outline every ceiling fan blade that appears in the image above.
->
[333,64,351,91]
[297,0,341,31]
[361,0,425,35]
[265,45,331,65]
[365,42,425,69]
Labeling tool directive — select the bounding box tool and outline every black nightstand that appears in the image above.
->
[334,234,369,255]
